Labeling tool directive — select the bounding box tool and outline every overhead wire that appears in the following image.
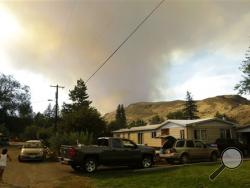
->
[85,0,166,84]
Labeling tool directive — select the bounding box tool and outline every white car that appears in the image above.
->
[18,140,47,162]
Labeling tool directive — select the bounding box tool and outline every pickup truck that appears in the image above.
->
[59,137,155,173]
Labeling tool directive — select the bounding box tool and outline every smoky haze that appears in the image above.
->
[2,0,250,113]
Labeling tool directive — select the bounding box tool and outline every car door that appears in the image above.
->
[194,141,208,159]
[121,139,141,164]
[101,138,125,165]
[186,140,196,159]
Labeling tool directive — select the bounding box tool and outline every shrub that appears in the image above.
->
[48,131,93,153]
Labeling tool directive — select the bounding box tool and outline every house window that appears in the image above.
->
[193,129,207,141]
[138,133,144,144]
[180,130,185,139]
[151,131,157,138]
[220,129,231,139]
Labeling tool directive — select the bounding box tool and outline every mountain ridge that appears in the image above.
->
[104,95,250,126]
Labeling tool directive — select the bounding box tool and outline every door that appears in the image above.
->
[185,140,196,159]
[121,139,141,164]
[102,138,124,165]
[194,141,209,159]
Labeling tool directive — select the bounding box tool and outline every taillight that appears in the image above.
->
[68,147,77,158]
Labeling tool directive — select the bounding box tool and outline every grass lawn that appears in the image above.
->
[89,161,250,188]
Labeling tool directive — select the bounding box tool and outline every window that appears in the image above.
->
[220,129,231,139]
[186,140,194,147]
[193,129,207,141]
[195,141,204,148]
[180,130,185,139]
[112,139,122,148]
[122,139,136,149]
[97,139,109,146]
[128,133,130,139]
[226,129,231,139]
[151,131,157,138]
[138,133,144,144]
[176,140,185,147]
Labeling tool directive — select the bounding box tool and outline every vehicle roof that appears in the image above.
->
[26,140,42,143]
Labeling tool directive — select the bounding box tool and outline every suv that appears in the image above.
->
[159,138,218,164]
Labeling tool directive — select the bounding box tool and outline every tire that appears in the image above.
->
[18,156,23,162]
[141,155,153,168]
[84,158,97,173]
[71,164,82,172]
[210,152,218,162]
[165,159,174,164]
[180,154,189,164]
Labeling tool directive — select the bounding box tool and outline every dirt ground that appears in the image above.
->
[0,146,94,188]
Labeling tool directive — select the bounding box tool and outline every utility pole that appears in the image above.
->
[50,84,64,132]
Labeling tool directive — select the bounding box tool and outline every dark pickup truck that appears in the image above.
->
[59,137,155,173]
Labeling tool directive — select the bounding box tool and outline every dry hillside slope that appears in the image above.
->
[104,95,250,126]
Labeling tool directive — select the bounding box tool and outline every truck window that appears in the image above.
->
[97,139,109,146]
[112,139,122,148]
[122,139,136,149]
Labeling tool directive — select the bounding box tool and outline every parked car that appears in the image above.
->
[159,137,219,164]
[18,140,47,162]
[215,138,248,156]
[59,137,155,173]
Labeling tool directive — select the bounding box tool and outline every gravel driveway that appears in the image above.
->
[1,146,93,188]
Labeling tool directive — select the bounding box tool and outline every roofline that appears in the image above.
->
[113,118,238,133]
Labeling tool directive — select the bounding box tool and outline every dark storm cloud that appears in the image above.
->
[2,0,250,112]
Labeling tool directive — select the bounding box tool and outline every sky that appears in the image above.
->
[0,0,250,114]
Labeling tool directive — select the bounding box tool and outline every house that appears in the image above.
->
[113,118,237,148]
[237,125,250,148]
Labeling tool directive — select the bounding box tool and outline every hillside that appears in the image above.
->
[104,95,250,126]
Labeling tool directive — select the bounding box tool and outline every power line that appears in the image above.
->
[85,0,166,84]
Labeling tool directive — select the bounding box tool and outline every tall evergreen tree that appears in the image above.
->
[61,79,106,137]
[183,91,199,120]
[235,46,250,94]
[115,104,127,129]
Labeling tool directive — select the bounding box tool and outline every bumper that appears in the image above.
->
[19,155,44,161]
[159,153,180,159]
[58,157,73,165]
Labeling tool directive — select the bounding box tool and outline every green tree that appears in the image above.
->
[115,104,127,129]
[235,46,250,94]
[0,74,33,137]
[128,119,147,127]
[61,79,106,138]
[149,115,164,125]
[0,74,32,119]
[183,91,199,120]
[167,110,186,120]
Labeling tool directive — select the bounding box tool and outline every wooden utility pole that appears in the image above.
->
[50,85,64,132]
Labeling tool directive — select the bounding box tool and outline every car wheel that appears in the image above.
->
[71,164,82,172]
[165,159,174,164]
[141,156,153,168]
[84,158,97,173]
[210,152,218,162]
[180,154,189,164]
[18,156,23,162]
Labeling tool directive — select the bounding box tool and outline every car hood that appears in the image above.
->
[21,148,43,153]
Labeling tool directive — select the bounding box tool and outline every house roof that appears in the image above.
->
[112,117,237,133]
[237,125,250,133]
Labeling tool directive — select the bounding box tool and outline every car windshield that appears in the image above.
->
[23,142,42,148]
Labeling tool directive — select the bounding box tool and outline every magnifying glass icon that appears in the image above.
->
[209,147,243,181]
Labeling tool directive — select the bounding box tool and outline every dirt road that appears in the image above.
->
[1,147,94,188]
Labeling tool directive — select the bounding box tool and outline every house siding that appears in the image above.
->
[187,121,235,143]
[113,119,236,147]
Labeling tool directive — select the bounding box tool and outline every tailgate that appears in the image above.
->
[60,145,74,158]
